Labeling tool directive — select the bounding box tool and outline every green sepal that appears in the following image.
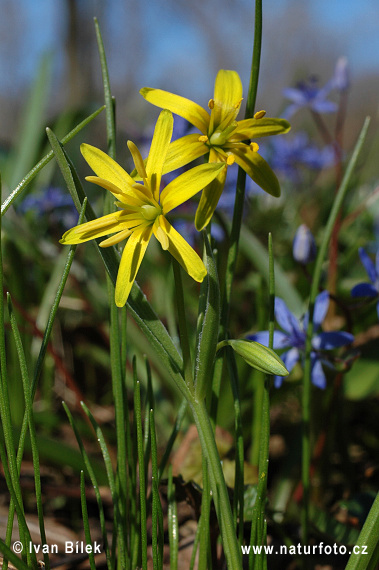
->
[217,339,288,376]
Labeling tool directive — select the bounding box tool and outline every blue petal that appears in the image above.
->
[282,87,306,105]
[311,358,327,389]
[274,375,284,388]
[247,330,290,350]
[313,331,354,350]
[313,291,330,329]
[351,282,378,298]
[282,347,300,372]
[275,297,300,335]
[376,251,379,277]
[376,302,379,321]
[358,248,377,284]
[312,100,338,114]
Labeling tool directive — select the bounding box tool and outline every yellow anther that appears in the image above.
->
[198,135,209,143]
[250,142,259,152]
[234,98,243,109]
[208,99,215,110]
[254,110,266,119]
[226,154,235,166]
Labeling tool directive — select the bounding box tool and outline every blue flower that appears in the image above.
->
[249,291,354,389]
[282,75,337,119]
[267,132,335,183]
[18,187,78,229]
[293,224,316,264]
[351,248,379,319]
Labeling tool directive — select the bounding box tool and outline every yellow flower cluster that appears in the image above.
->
[60,70,290,306]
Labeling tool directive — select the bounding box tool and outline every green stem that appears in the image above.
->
[211,0,262,422]
[190,399,242,568]
[301,117,370,546]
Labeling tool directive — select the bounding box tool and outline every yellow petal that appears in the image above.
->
[140,87,209,134]
[231,117,291,141]
[161,162,225,214]
[60,211,129,244]
[127,140,148,180]
[194,167,228,231]
[153,217,169,250]
[146,110,173,201]
[163,134,208,174]
[100,228,134,247]
[232,146,281,198]
[158,216,206,282]
[81,144,135,192]
[115,225,153,307]
[210,70,243,131]
[85,176,144,206]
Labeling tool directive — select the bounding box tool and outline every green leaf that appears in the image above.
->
[217,339,288,376]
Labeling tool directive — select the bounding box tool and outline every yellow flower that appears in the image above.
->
[141,69,291,230]
[60,110,225,307]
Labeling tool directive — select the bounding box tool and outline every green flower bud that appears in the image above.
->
[217,339,288,376]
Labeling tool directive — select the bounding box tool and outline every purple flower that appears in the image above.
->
[293,224,316,264]
[18,187,78,229]
[283,75,337,119]
[249,292,354,389]
[267,132,335,183]
[351,248,379,319]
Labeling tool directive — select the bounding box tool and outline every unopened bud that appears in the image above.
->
[293,224,316,264]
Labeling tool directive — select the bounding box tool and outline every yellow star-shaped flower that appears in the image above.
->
[60,110,225,307]
[141,69,290,230]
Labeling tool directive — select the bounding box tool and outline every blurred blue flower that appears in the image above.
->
[18,187,77,229]
[283,75,338,119]
[293,224,316,264]
[351,247,379,319]
[268,132,335,182]
[249,291,354,389]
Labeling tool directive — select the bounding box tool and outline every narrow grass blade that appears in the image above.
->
[80,470,97,570]
[150,409,163,570]
[63,402,112,570]
[158,399,187,481]
[0,539,30,570]
[0,175,31,565]
[134,361,148,570]
[0,438,36,568]
[302,117,371,545]
[345,492,379,570]
[7,294,50,569]
[94,18,116,159]
[168,466,179,570]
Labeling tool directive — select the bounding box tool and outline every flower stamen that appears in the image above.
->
[254,110,266,119]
